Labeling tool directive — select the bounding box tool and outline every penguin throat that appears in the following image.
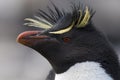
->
[55,61,113,80]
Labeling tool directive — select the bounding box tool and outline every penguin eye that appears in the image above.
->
[62,37,71,43]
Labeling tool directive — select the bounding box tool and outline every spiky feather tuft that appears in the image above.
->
[24,2,95,31]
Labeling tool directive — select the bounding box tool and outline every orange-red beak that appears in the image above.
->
[17,31,48,47]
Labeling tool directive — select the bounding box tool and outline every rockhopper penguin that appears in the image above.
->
[17,2,120,80]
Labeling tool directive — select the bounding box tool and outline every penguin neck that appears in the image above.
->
[55,61,113,80]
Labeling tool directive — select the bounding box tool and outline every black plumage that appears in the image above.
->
[17,2,120,80]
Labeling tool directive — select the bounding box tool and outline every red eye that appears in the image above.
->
[62,37,71,43]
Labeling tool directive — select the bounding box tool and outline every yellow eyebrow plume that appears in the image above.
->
[49,22,75,34]
[76,10,82,25]
[77,6,91,28]
[24,18,52,29]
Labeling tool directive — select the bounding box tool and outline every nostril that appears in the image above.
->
[30,34,38,37]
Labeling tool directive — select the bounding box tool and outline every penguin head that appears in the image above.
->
[17,4,96,72]
[17,3,120,77]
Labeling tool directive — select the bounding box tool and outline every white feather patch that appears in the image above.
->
[55,61,113,80]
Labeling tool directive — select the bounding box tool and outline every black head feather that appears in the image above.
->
[37,2,65,24]
[36,2,94,25]
[18,2,120,80]
[24,2,95,34]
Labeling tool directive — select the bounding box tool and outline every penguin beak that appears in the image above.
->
[17,31,49,47]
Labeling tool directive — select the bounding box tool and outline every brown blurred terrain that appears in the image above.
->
[0,0,120,80]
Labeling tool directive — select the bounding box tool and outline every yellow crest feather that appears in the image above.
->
[77,6,91,28]
[24,17,52,29]
[76,10,82,26]
[49,22,75,34]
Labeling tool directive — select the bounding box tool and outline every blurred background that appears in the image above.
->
[0,0,120,80]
